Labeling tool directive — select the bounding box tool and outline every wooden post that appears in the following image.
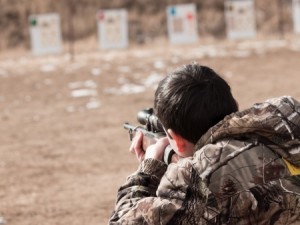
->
[68,0,75,62]
[277,0,285,38]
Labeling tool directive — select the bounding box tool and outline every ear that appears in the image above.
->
[168,129,186,153]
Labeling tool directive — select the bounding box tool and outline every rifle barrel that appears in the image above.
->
[123,122,165,139]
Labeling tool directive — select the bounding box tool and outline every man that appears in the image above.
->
[109,63,300,224]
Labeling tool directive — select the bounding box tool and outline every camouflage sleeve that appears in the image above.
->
[109,158,168,224]
[109,157,197,224]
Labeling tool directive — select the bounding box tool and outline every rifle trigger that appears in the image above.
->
[129,129,133,141]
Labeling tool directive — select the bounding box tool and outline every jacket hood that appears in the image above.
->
[196,96,300,166]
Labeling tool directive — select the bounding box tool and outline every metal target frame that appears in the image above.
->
[224,0,256,40]
[29,13,62,55]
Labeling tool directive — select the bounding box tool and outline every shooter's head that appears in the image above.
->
[154,63,238,144]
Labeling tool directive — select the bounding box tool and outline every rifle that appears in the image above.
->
[123,108,175,164]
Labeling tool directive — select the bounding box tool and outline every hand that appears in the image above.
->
[171,153,183,163]
[129,131,145,162]
[129,133,170,162]
[145,137,169,161]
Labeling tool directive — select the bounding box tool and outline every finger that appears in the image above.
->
[128,131,145,162]
[135,131,144,151]
[129,131,142,154]
[136,148,145,162]
[155,137,170,149]
[134,132,145,162]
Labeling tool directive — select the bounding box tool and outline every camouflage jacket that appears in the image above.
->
[109,96,300,225]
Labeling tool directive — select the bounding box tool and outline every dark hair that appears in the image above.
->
[154,63,238,144]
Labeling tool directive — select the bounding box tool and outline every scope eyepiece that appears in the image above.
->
[137,108,164,133]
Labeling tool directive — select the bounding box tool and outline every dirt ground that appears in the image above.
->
[1,37,300,225]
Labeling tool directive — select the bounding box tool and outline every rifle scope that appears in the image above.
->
[137,108,164,133]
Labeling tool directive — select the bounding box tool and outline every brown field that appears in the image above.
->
[0,37,300,225]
